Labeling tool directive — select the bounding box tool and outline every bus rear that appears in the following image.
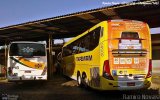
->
[7,42,47,81]
[101,20,152,90]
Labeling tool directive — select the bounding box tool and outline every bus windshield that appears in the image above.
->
[9,43,46,56]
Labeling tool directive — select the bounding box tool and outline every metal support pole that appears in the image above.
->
[51,36,54,73]
[4,40,8,78]
[48,34,54,79]
[4,44,7,67]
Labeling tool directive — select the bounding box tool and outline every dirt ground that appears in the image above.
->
[0,75,160,100]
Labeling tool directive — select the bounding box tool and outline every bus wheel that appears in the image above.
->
[77,72,82,86]
[82,73,88,87]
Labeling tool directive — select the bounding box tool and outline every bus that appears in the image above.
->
[7,41,47,81]
[152,42,160,76]
[61,20,152,90]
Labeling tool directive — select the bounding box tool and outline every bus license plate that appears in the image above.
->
[25,71,31,73]
[127,82,135,86]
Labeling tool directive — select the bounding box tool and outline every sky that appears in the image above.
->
[0,0,134,27]
[0,0,159,34]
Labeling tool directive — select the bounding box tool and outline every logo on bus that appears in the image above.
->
[22,47,35,53]
[76,55,92,61]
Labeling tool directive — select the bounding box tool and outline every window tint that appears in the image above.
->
[62,27,101,57]
[63,45,72,57]
[10,43,46,56]
[121,32,139,39]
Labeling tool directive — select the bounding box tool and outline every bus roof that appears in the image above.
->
[62,19,147,48]
[10,41,46,44]
[63,21,107,47]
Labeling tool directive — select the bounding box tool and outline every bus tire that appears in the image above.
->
[77,72,82,86]
[82,72,88,87]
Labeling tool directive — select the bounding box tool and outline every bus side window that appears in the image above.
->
[73,46,78,54]
[84,35,90,52]
[79,39,86,53]
[63,46,72,57]
[63,26,101,56]
[72,39,81,54]
[89,27,101,51]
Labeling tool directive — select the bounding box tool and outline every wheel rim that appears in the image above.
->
[78,75,81,85]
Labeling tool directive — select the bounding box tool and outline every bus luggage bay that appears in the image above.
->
[62,20,152,90]
[7,41,47,81]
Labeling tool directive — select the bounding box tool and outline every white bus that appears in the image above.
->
[152,46,160,75]
[7,41,47,81]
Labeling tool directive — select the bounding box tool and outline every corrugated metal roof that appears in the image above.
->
[0,0,160,45]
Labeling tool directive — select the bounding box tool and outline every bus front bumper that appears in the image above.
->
[7,75,47,81]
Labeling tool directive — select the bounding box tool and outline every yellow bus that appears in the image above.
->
[62,20,152,90]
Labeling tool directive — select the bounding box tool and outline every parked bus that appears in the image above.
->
[7,41,47,81]
[152,45,160,75]
[61,20,152,90]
